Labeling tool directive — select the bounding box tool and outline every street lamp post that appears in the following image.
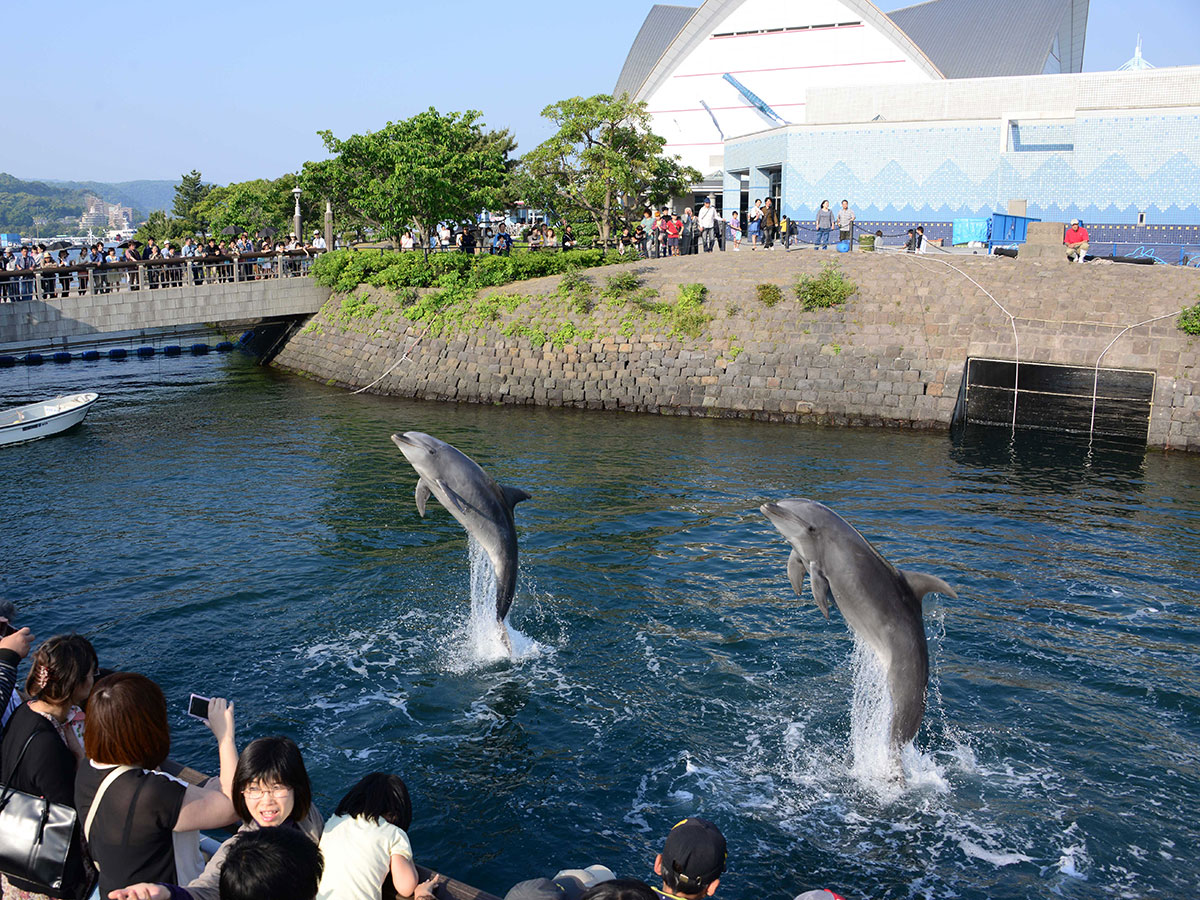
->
[292,185,302,245]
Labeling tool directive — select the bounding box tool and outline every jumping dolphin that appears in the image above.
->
[391,432,530,633]
[760,498,957,747]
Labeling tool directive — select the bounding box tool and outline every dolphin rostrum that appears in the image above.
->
[391,432,530,630]
[760,498,957,748]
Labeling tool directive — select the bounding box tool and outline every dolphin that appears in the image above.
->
[760,498,957,748]
[391,432,530,632]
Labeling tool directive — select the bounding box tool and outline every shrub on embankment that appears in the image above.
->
[1179,299,1200,335]
[310,248,622,293]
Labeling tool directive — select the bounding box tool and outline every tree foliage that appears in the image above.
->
[192,175,320,240]
[172,170,211,236]
[301,108,507,248]
[516,94,700,247]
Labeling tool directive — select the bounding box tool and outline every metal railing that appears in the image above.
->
[0,249,321,303]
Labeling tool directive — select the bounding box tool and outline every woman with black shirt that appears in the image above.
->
[75,673,237,899]
[0,634,98,900]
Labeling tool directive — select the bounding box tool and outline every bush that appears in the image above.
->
[310,248,621,294]
[756,283,783,307]
[1178,300,1200,335]
[795,263,857,310]
[602,271,641,300]
[668,283,711,339]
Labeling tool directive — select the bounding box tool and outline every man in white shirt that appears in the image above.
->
[697,198,717,252]
[311,230,327,251]
[837,200,855,245]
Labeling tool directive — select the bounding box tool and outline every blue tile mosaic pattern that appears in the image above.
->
[725,114,1200,225]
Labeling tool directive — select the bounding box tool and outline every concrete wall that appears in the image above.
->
[272,251,1200,451]
[0,278,330,347]
[723,66,1200,225]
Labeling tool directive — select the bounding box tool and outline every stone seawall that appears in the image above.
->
[272,251,1200,450]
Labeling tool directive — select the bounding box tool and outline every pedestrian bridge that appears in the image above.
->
[0,251,330,349]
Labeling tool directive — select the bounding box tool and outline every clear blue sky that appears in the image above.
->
[9,0,1196,185]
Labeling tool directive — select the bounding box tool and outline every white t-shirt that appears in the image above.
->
[317,814,413,900]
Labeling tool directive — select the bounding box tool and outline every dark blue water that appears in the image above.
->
[2,354,1198,900]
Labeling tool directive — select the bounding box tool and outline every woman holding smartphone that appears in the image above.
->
[75,674,237,898]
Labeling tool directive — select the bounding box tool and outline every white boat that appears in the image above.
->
[0,392,99,446]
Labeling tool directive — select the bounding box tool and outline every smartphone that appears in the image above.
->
[0,621,14,638]
[187,694,211,721]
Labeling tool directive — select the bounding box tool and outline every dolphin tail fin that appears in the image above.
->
[901,570,958,601]
[415,478,432,517]
[502,485,531,510]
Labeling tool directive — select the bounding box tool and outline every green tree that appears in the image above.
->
[517,94,700,248]
[301,108,507,247]
[134,209,183,244]
[192,175,319,240]
[172,169,211,235]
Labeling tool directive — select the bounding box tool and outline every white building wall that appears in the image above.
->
[641,0,939,174]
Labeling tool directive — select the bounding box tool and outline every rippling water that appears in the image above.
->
[2,354,1198,900]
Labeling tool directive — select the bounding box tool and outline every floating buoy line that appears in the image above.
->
[0,332,247,368]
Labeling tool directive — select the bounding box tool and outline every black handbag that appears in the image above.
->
[0,732,96,899]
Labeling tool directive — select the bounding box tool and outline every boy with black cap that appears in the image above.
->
[653,818,726,900]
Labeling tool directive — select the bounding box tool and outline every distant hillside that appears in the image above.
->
[0,174,183,235]
[0,173,87,234]
[44,178,178,215]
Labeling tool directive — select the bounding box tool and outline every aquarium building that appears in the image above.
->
[616,0,1200,225]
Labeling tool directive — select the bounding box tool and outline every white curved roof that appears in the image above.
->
[614,0,1090,97]
[620,0,943,101]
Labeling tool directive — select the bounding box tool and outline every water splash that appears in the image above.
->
[849,638,948,794]
[447,537,538,669]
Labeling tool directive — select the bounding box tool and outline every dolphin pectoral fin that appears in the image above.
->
[901,570,958,601]
[809,565,833,619]
[501,485,532,510]
[786,549,822,613]
[415,478,432,517]
[785,548,808,595]
[436,479,470,514]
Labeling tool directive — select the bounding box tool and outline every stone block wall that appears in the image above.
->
[272,251,1200,450]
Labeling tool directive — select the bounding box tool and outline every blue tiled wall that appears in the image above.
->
[724,113,1200,225]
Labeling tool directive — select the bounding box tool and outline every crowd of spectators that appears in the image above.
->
[0,232,327,302]
[0,602,844,900]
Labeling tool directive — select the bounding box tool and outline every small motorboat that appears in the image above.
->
[0,392,99,446]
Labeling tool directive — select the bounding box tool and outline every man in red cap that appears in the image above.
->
[653,818,726,900]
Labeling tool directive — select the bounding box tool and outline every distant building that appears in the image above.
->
[80,196,135,232]
[617,0,1200,225]
[80,196,108,230]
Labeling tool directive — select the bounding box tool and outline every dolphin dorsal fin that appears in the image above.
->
[415,477,432,517]
[502,485,531,510]
[809,564,833,619]
[901,570,958,601]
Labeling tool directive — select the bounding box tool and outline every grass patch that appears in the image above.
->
[556,271,595,314]
[667,283,711,339]
[795,262,857,311]
[756,283,783,307]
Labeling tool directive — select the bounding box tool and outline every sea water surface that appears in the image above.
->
[2,353,1198,900]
